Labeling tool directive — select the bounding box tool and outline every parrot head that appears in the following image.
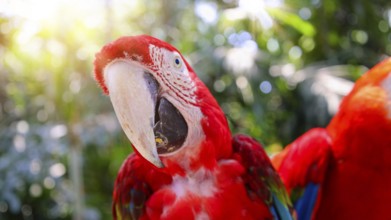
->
[327,58,391,168]
[94,35,231,172]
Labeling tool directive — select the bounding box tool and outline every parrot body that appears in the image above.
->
[272,58,391,220]
[94,35,292,220]
[113,140,270,220]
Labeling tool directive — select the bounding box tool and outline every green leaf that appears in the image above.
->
[268,8,316,37]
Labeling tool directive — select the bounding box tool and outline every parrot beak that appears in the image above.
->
[104,60,164,168]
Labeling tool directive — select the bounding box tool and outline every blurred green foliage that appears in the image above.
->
[0,0,390,219]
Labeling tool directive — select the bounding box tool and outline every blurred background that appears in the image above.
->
[0,0,390,219]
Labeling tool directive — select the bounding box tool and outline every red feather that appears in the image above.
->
[272,58,391,219]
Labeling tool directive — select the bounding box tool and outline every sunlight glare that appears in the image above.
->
[238,0,283,29]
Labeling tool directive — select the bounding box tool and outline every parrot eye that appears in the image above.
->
[173,55,182,69]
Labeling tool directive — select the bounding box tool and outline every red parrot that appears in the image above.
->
[94,35,292,220]
[272,58,391,220]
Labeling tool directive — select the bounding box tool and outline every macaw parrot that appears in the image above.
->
[93,35,293,220]
[272,58,391,220]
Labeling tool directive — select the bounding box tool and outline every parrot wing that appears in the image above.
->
[232,134,293,220]
[271,128,332,220]
[112,154,171,220]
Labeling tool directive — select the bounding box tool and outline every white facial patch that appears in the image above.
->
[149,44,197,104]
[147,44,205,167]
[381,72,391,118]
[143,44,205,168]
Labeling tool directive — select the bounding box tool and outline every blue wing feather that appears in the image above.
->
[270,194,293,220]
[294,182,320,220]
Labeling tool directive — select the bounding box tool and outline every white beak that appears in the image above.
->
[104,60,163,168]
